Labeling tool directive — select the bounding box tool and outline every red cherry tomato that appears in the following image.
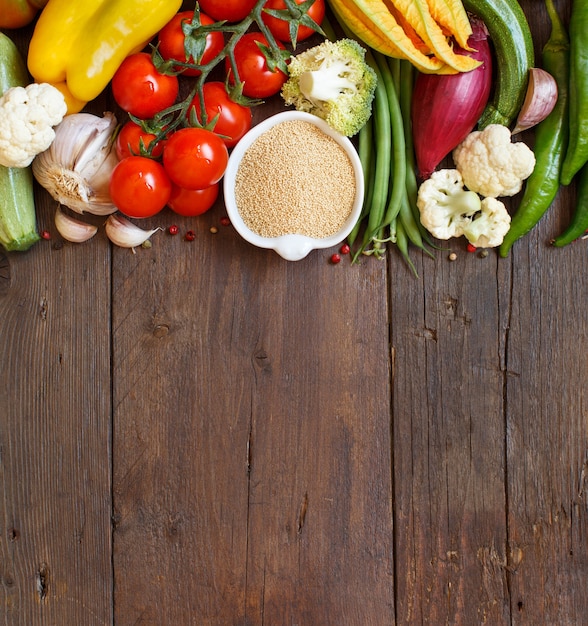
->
[226,32,288,98]
[188,82,252,147]
[168,182,219,216]
[262,0,325,42]
[163,127,229,190]
[115,120,164,160]
[157,11,224,77]
[109,156,172,218]
[111,53,179,119]
[196,0,257,22]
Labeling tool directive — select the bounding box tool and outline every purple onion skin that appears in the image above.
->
[411,18,493,180]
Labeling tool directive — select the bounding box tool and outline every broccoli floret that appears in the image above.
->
[281,38,377,137]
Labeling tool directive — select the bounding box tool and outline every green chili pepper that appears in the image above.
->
[552,161,588,246]
[499,0,569,257]
[560,0,588,185]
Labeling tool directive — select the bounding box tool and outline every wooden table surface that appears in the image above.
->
[1,1,587,624]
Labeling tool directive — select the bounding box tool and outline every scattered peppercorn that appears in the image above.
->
[220,216,231,227]
[478,249,489,258]
[467,243,477,253]
[41,230,51,240]
[168,225,179,236]
[448,252,457,261]
[210,226,218,234]
[340,243,350,255]
[330,253,341,264]
[185,230,196,241]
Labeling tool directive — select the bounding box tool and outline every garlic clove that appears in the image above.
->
[512,68,558,135]
[32,112,120,215]
[54,206,98,243]
[105,214,161,250]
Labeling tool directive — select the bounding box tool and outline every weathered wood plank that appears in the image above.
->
[391,244,511,624]
[0,26,113,626]
[504,181,588,624]
[502,3,588,622]
[390,3,588,623]
[0,240,113,625]
[110,172,395,623]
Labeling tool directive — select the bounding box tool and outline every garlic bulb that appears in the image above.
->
[513,68,558,135]
[32,112,120,215]
[105,214,160,250]
[54,206,98,243]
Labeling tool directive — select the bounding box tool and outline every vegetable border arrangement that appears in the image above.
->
[0,0,586,272]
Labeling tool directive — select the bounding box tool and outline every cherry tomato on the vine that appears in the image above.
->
[168,182,219,217]
[226,32,288,99]
[109,156,172,218]
[196,0,257,22]
[163,127,229,190]
[111,53,179,119]
[262,0,325,42]
[188,82,252,147]
[115,120,164,160]
[157,11,224,77]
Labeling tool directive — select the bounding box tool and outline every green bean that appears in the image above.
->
[348,115,374,247]
[560,0,588,185]
[552,161,588,246]
[389,54,401,91]
[394,217,418,277]
[358,114,374,211]
[398,188,434,258]
[397,60,417,206]
[353,52,391,260]
[499,0,570,257]
[373,51,406,233]
[396,59,433,244]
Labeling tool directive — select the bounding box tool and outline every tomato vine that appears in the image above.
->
[134,0,325,147]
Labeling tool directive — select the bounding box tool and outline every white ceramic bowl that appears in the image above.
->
[223,111,365,261]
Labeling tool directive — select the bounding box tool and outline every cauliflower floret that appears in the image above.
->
[0,82,67,168]
[417,170,512,248]
[417,169,482,240]
[452,124,535,198]
[462,197,511,248]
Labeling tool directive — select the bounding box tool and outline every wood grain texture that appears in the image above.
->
[0,241,113,624]
[1,1,587,624]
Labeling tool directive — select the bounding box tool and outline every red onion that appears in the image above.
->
[411,17,493,179]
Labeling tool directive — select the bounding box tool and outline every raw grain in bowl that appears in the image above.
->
[233,119,356,239]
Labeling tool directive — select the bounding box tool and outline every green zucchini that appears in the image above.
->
[462,0,535,129]
[0,32,40,252]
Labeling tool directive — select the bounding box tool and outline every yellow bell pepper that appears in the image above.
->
[27,0,182,113]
